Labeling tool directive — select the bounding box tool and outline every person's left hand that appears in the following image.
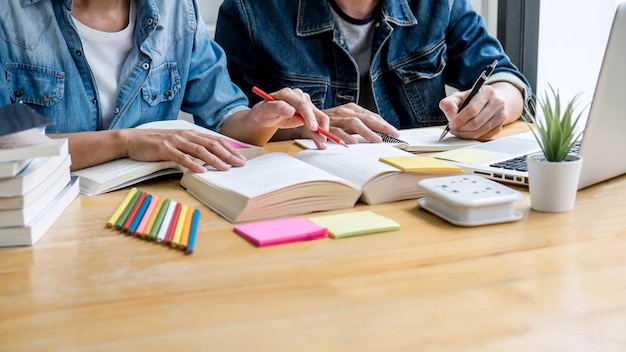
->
[439,82,524,140]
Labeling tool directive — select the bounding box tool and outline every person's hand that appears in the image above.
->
[439,82,524,140]
[122,128,247,173]
[322,103,400,144]
[249,87,330,149]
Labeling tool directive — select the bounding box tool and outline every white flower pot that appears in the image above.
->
[526,152,583,212]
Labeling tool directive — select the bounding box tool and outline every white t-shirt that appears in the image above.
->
[72,3,135,129]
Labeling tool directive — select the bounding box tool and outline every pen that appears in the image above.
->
[438,59,498,142]
[252,86,348,147]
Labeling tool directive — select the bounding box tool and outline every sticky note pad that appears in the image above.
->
[233,217,328,247]
[379,155,462,173]
[225,139,249,149]
[308,211,400,239]
[431,149,501,164]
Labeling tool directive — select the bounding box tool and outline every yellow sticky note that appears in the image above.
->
[379,155,462,173]
[308,211,400,239]
[431,149,502,163]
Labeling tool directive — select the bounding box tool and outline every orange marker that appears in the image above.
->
[144,197,165,239]
[171,205,188,248]
[179,206,195,250]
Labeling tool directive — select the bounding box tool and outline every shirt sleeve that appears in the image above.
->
[180,2,250,132]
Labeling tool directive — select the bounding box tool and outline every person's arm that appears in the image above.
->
[438,0,530,140]
[49,128,248,172]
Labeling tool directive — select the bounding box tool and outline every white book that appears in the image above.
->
[181,143,461,223]
[0,158,31,179]
[0,165,71,226]
[0,157,69,210]
[0,176,79,247]
[72,119,266,196]
[0,128,61,162]
[0,139,69,197]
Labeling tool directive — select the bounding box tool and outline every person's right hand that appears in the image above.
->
[122,128,247,173]
[322,103,400,144]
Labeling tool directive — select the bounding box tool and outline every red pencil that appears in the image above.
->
[252,86,348,147]
[164,202,182,245]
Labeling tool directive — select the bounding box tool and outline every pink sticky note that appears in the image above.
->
[225,139,249,149]
[233,217,328,247]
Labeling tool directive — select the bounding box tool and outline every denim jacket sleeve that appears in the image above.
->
[443,0,531,98]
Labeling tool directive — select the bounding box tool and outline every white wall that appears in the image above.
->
[537,0,626,117]
[197,0,223,38]
[470,0,498,36]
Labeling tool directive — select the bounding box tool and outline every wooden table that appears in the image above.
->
[2,122,626,351]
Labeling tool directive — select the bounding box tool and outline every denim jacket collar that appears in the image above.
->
[296,0,417,37]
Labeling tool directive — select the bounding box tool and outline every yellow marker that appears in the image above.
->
[143,197,165,239]
[171,205,188,248]
[106,188,138,228]
[179,207,195,250]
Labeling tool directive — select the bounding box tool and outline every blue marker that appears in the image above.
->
[128,194,152,235]
[185,208,201,254]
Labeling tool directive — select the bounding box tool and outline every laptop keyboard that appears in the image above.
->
[489,140,581,172]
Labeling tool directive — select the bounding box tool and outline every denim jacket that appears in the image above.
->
[0,0,249,133]
[216,0,531,129]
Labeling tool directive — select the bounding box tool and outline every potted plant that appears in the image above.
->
[523,85,587,212]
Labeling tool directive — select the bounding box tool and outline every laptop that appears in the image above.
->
[442,3,626,190]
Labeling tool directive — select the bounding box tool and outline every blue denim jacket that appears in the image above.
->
[216,0,531,129]
[0,0,249,133]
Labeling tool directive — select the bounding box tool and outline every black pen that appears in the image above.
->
[438,59,498,142]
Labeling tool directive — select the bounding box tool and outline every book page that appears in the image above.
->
[191,153,358,198]
[293,144,412,187]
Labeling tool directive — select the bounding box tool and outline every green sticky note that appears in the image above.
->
[308,211,400,239]
[431,149,502,163]
[379,155,462,173]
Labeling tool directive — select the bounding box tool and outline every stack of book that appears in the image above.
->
[0,104,79,246]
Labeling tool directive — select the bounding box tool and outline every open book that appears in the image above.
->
[295,126,480,152]
[181,143,462,223]
[72,120,266,196]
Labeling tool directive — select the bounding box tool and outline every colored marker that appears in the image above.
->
[143,197,164,239]
[128,194,152,235]
[156,200,177,243]
[171,205,188,248]
[186,208,201,255]
[106,188,138,228]
[150,198,171,240]
[122,191,147,233]
[179,206,195,250]
[115,189,142,230]
[164,202,182,245]
[135,195,159,237]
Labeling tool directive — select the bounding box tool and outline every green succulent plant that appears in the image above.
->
[523,85,587,162]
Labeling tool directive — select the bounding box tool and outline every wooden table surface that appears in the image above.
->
[2,122,626,351]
